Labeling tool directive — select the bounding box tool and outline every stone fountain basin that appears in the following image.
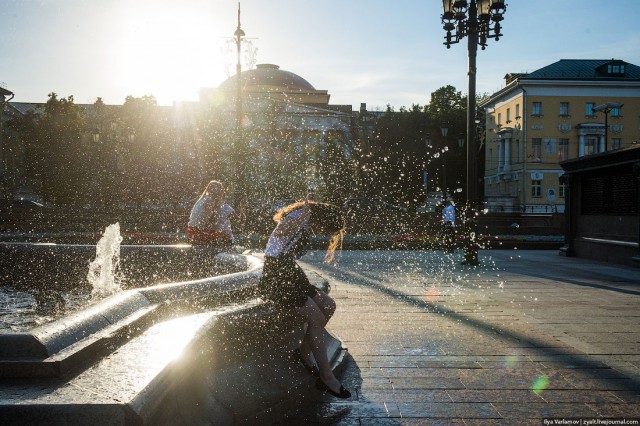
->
[0,242,246,290]
[0,247,346,424]
[0,250,263,370]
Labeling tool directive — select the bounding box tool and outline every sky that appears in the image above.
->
[2,0,640,110]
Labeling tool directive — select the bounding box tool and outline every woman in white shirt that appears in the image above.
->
[187,180,234,246]
[259,194,350,399]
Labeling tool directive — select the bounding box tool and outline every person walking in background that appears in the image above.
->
[258,193,351,399]
[442,199,456,227]
[187,180,234,247]
[441,199,456,252]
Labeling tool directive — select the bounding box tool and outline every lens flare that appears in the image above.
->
[502,355,518,369]
[531,375,549,395]
[424,286,439,303]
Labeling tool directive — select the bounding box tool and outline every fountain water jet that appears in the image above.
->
[87,223,124,298]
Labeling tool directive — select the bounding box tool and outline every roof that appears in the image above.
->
[7,102,43,115]
[218,64,316,91]
[0,86,14,97]
[481,59,640,107]
[560,144,640,173]
[511,59,640,82]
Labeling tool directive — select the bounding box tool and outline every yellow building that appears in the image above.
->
[479,59,640,213]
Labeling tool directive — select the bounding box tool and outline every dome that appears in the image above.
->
[218,64,316,91]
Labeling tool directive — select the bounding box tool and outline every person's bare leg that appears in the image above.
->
[299,291,336,366]
[296,297,342,393]
[313,290,336,321]
[298,324,315,368]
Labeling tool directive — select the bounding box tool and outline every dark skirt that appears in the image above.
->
[258,255,319,309]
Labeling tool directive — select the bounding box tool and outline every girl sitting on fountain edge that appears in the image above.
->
[258,193,350,399]
[187,180,235,247]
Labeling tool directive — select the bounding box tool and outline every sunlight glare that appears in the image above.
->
[146,313,213,366]
[116,4,228,104]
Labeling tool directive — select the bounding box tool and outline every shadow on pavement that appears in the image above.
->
[319,264,640,393]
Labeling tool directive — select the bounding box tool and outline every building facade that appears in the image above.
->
[480,59,640,213]
[0,86,18,200]
[191,63,359,202]
[2,64,372,206]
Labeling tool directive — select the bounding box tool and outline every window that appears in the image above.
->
[608,64,625,74]
[488,148,493,169]
[532,102,542,116]
[611,107,621,117]
[559,102,569,116]
[515,104,520,119]
[558,138,569,161]
[611,138,621,150]
[497,113,502,126]
[545,138,557,154]
[559,181,566,198]
[506,108,511,123]
[584,137,597,155]
[514,140,520,163]
[532,138,542,162]
[531,179,542,197]
[585,102,595,116]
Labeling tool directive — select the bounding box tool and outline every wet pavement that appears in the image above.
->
[278,249,640,425]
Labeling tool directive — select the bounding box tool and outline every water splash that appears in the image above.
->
[87,223,124,299]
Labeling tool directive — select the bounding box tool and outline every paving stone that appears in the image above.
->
[380,367,464,379]
[390,377,466,390]
[446,389,544,403]
[388,389,453,403]
[291,249,640,423]
[586,402,640,417]
[539,390,627,403]
[397,402,500,419]
[609,390,640,403]
[491,402,599,418]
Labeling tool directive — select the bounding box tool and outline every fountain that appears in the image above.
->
[87,223,124,298]
[0,223,249,332]
[0,227,346,424]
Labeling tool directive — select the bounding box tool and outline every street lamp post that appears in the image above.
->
[233,2,246,199]
[425,133,432,201]
[441,0,507,265]
[593,102,623,151]
[441,125,449,197]
[457,134,465,193]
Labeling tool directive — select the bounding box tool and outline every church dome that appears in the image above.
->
[218,64,316,91]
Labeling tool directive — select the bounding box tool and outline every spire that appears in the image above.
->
[234,2,244,38]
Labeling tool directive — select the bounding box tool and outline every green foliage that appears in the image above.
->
[9,93,86,204]
[363,85,469,207]
[425,85,466,131]
[5,84,474,219]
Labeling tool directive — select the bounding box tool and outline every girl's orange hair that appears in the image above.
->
[273,200,345,264]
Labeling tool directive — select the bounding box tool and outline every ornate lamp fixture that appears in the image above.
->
[442,0,506,49]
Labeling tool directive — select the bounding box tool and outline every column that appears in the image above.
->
[599,135,605,153]
[633,163,640,265]
[504,138,511,172]
[559,174,574,257]
[498,141,504,172]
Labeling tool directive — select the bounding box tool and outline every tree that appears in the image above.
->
[425,86,467,200]
[120,95,178,208]
[367,104,429,206]
[9,93,86,204]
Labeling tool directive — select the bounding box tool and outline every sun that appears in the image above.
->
[116,3,228,105]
